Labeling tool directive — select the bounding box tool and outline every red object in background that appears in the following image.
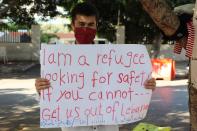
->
[151,58,176,80]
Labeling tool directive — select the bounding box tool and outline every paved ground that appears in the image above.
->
[129,80,189,131]
[0,61,190,131]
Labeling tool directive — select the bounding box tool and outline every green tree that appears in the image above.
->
[59,0,194,43]
[0,0,60,27]
[41,33,58,43]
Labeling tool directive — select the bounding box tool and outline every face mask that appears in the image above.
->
[74,27,96,44]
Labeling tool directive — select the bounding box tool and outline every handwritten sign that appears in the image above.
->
[40,44,152,128]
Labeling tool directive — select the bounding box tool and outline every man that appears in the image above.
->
[35,2,156,131]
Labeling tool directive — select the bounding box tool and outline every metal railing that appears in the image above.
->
[0,26,31,43]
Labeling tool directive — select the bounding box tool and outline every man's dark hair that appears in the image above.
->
[71,2,99,24]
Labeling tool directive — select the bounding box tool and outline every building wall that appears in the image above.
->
[0,43,35,61]
[0,25,40,62]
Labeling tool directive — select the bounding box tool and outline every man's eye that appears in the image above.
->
[79,23,85,27]
[88,23,95,27]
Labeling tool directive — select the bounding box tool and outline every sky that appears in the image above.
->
[35,6,70,25]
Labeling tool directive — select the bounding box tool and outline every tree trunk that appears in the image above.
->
[139,0,197,130]
[139,0,180,36]
[189,1,197,130]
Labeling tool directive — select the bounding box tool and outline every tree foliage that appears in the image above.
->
[0,0,195,43]
[0,0,60,27]
[41,33,58,43]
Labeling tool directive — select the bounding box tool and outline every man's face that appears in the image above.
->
[71,14,97,44]
[71,14,97,30]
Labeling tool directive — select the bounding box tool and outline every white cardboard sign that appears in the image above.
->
[40,44,152,128]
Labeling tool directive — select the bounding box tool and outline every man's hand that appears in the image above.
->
[35,78,50,94]
[144,78,156,91]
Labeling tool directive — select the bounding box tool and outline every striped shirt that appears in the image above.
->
[174,20,195,58]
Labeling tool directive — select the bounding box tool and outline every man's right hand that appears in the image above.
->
[35,78,50,94]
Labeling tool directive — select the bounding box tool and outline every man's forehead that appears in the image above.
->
[75,14,96,22]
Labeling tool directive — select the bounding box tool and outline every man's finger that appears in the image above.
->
[35,78,49,83]
[37,85,51,90]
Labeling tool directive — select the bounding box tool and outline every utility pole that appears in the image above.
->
[116,6,125,44]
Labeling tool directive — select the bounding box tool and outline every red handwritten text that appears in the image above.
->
[96,49,145,67]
